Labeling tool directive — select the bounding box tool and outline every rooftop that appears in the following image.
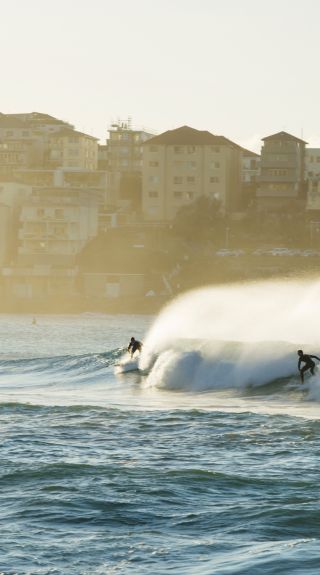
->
[262,131,307,144]
[0,112,72,129]
[143,125,241,148]
[49,128,98,141]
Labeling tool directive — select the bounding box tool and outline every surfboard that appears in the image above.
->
[114,359,140,374]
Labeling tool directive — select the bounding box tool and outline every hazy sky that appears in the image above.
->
[2,0,320,151]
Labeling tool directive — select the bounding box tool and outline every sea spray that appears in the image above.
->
[141,278,320,390]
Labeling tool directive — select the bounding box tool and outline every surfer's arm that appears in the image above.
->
[311,355,320,361]
[298,358,302,370]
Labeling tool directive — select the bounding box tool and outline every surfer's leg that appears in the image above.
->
[300,366,308,382]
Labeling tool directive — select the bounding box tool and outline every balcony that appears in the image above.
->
[259,175,297,183]
[261,159,298,169]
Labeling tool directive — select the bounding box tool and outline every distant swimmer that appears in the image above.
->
[297,349,320,383]
[128,336,142,358]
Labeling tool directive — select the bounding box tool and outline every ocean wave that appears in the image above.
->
[0,348,125,393]
[143,339,297,391]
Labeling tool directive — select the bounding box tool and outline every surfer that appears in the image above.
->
[297,349,320,382]
[128,337,142,358]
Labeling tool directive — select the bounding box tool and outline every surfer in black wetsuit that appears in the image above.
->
[128,337,142,358]
[297,349,320,382]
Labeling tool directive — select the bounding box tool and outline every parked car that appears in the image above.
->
[252,248,269,256]
[300,249,320,256]
[215,249,245,257]
[268,247,293,256]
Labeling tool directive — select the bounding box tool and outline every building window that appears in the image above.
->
[174,146,184,154]
[22,131,29,137]
[148,191,159,198]
[6,131,13,137]
[149,175,159,184]
[173,176,183,184]
[186,192,194,200]
[149,146,158,152]
[149,161,159,167]
[187,176,195,183]
[210,176,220,183]
[174,191,182,198]
[187,146,196,154]
[186,161,196,169]
[210,146,220,153]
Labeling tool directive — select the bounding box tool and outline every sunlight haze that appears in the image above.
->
[2,0,319,149]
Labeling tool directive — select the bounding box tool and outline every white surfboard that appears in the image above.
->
[114,359,140,374]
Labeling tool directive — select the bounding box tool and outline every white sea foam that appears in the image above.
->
[114,354,140,374]
[141,278,320,391]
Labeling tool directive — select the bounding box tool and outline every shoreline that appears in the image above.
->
[0,296,170,315]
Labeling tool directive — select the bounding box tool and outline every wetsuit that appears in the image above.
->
[298,353,320,382]
[128,339,142,357]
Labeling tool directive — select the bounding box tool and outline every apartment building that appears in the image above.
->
[105,121,154,211]
[257,131,307,212]
[0,112,73,176]
[14,167,114,233]
[107,121,154,172]
[47,129,98,170]
[0,182,32,267]
[241,149,261,209]
[304,148,320,213]
[0,205,12,267]
[142,125,242,221]
[2,188,98,299]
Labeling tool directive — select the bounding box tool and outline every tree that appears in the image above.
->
[172,196,222,242]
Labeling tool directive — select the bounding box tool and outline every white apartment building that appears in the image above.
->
[142,126,242,221]
[241,150,260,183]
[305,148,320,180]
[0,182,32,267]
[2,189,98,299]
[17,199,97,264]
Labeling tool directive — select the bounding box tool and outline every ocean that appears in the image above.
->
[1,278,320,574]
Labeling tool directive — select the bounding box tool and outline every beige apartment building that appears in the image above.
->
[0,112,73,176]
[142,126,242,221]
[48,129,98,170]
